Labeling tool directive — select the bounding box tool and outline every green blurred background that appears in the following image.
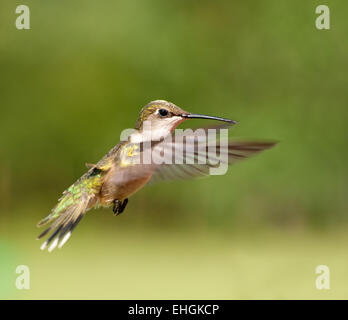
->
[1,0,348,299]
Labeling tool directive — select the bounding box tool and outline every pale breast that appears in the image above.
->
[99,143,154,206]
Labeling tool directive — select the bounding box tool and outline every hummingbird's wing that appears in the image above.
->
[148,139,276,183]
[104,127,276,185]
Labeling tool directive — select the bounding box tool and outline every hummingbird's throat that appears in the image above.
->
[130,117,184,143]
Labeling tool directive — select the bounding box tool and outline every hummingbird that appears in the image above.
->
[37,100,276,252]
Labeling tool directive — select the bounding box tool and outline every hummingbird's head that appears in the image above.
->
[132,100,237,141]
[135,100,237,128]
[134,100,187,131]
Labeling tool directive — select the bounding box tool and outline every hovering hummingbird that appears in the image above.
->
[37,100,275,251]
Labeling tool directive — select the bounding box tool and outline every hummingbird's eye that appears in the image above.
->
[158,108,169,117]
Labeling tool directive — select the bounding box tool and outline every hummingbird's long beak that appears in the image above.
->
[181,113,238,124]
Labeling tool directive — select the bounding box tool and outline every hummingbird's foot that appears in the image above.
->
[118,198,128,215]
[112,199,121,215]
[112,198,128,215]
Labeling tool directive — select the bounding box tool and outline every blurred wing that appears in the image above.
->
[149,140,276,183]
[81,129,276,188]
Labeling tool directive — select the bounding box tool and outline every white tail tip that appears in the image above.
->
[48,238,59,252]
[58,232,71,249]
[40,241,48,251]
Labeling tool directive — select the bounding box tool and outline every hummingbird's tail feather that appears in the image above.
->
[38,201,88,252]
[37,171,103,252]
